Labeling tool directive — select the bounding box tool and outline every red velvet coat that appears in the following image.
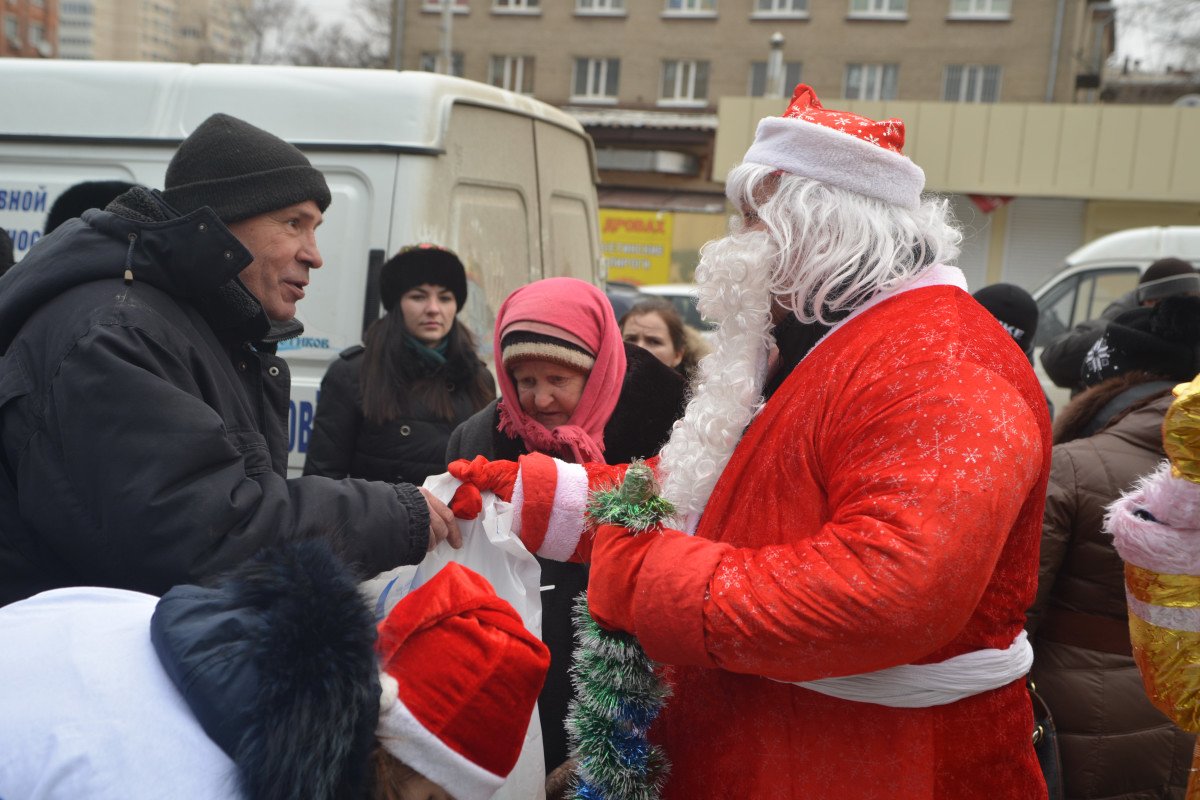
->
[588,282,1053,799]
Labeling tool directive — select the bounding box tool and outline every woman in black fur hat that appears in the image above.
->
[305,244,495,486]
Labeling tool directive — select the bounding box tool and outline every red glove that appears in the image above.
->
[447,456,519,520]
[586,523,674,635]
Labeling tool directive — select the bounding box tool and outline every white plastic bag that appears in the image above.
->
[366,473,546,800]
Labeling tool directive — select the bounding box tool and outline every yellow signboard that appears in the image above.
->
[600,208,673,285]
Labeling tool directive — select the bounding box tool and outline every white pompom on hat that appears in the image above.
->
[740,84,926,209]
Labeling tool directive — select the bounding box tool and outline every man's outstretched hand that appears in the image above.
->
[419,487,462,551]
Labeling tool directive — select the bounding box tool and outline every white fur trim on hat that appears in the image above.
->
[741,116,925,209]
[376,693,505,800]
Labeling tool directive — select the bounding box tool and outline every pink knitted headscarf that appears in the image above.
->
[495,278,626,464]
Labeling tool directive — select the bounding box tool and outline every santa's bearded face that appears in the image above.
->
[657,228,777,526]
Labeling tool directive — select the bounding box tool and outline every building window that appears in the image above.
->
[4,15,19,44]
[949,0,1010,16]
[421,0,469,11]
[849,0,906,16]
[572,57,620,102]
[754,0,807,14]
[660,59,710,106]
[419,51,464,77]
[664,0,715,15]
[489,55,534,94]
[943,64,1001,102]
[844,63,898,100]
[29,22,45,42]
[576,0,624,12]
[493,0,539,11]
[749,61,802,96]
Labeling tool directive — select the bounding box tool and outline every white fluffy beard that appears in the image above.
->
[658,229,777,529]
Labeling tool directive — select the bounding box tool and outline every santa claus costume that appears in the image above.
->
[452,85,1052,799]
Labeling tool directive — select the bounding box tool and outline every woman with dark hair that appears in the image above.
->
[305,245,494,485]
[619,296,710,383]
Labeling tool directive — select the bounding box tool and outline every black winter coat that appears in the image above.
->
[446,343,687,774]
[0,188,429,606]
[303,344,493,485]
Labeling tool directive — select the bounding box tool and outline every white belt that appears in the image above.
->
[784,630,1033,708]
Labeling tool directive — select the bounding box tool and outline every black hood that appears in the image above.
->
[0,186,269,352]
[150,541,381,800]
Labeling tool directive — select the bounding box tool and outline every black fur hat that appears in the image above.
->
[150,542,379,800]
[162,113,331,224]
[379,244,468,311]
[1081,295,1200,387]
[45,180,136,234]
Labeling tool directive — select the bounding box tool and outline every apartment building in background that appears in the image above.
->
[399,0,1118,282]
[2,0,59,58]
[52,0,246,61]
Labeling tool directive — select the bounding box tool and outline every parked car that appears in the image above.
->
[638,283,716,333]
[604,280,644,320]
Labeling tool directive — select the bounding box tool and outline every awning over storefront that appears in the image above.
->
[597,188,726,214]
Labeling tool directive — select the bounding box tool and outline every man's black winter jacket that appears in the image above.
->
[0,188,428,605]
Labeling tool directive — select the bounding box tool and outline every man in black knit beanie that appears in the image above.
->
[0,114,456,607]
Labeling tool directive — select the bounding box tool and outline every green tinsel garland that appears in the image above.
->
[566,461,673,800]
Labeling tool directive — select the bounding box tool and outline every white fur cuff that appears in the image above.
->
[538,462,589,562]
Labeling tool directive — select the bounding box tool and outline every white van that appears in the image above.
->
[0,60,600,474]
[1031,226,1200,412]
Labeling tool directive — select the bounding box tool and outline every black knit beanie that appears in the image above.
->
[1081,295,1200,387]
[379,245,468,311]
[973,283,1039,356]
[162,113,331,224]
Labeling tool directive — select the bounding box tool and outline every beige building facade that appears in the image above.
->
[400,0,1132,286]
[55,0,246,62]
[400,0,1103,108]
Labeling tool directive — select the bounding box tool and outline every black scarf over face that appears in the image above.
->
[763,312,844,400]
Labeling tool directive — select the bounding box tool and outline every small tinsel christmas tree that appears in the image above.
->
[567,461,673,800]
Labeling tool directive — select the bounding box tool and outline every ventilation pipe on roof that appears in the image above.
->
[1045,0,1066,102]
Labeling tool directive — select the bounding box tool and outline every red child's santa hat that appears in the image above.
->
[741,83,926,209]
[374,562,550,800]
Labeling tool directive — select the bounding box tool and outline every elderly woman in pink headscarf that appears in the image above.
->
[445,276,685,783]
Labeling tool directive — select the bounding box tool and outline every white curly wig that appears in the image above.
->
[657,164,962,525]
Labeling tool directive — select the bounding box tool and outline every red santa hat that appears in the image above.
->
[374,562,550,800]
[740,83,925,209]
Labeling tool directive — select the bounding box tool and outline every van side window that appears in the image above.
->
[1034,267,1140,348]
[1080,269,1139,321]
[1035,275,1078,347]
